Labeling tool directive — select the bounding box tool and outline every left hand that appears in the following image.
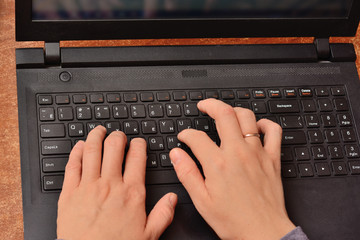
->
[57,126,177,240]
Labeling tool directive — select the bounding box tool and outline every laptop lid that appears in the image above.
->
[16,0,360,42]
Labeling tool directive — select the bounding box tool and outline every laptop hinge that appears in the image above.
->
[314,38,331,60]
[44,42,61,66]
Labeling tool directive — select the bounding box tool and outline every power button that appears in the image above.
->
[59,71,72,82]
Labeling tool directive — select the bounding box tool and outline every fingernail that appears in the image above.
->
[170,149,181,166]
[169,193,177,208]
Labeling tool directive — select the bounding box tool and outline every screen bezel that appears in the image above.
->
[16,0,360,41]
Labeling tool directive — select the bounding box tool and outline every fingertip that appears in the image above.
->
[170,148,185,166]
[168,192,178,209]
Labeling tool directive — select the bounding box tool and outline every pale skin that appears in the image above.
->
[57,99,296,240]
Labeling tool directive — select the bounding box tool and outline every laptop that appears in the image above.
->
[16,0,360,239]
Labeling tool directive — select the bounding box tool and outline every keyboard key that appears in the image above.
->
[281,147,293,161]
[167,136,183,149]
[166,104,181,117]
[90,94,104,103]
[315,163,331,176]
[124,93,138,102]
[142,121,157,134]
[221,90,235,100]
[69,123,85,137]
[325,129,340,143]
[159,120,175,133]
[328,145,344,159]
[41,140,72,155]
[43,158,68,173]
[55,95,70,105]
[349,161,360,175]
[107,93,121,103]
[305,115,320,128]
[235,102,250,109]
[315,87,329,97]
[282,131,307,145]
[341,129,356,142]
[189,91,203,100]
[76,106,91,120]
[311,146,327,160]
[73,94,87,104]
[195,118,210,132]
[280,116,303,129]
[113,105,128,119]
[160,153,172,167]
[184,103,199,116]
[40,124,65,138]
[337,113,352,127]
[147,154,158,168]
[318,99,332,112]
[205,91,219,99]
[321,114,336,127]
[43,175,64,191]
[58,107,74,121]
[301,100,316,112]
[268,100,299,113]
[333,98,349,111]
[299,88,313,97]
[94,106,110,119]
[177,119,192,132]
[140,92,154,102]
[173,91,187,101]
[149,137,165,150]
[284,89,296,97]
[331,87,345,96]
[281,164,297,178]
[268,89,281,98]
[130,105,146,118]
[157,92,170,101]
[253,90,266,98]
[252,101,267,114]
[124,121,139,135]
[345,145,360,158]
[237,90,250,99]
[332,161,348,176]
[39,108,55,121]
[148,104,164,118]
[298,163,314,177]
[87,122,102,133]
[295,147,310,161]
[38,95,52,105]
[308,130,324,144]
[105,121,121,134]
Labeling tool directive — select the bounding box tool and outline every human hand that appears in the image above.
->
[57,126,177,240]
[170,99,296,240]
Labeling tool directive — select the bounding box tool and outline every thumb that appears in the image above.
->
[145,192,177,239]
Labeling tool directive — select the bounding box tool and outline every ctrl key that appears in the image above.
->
[43,175,64,191]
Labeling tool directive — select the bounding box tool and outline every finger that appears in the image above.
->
[123,138,147,185]
[177,128,220,172]
[257,119,283,164]
[101,131,127,180]
[234,107,262,146]
[197,99,244,145]
[170,148,209,203]
[146,193,177,239]
[81,126,106,183]
[62,141,84,192]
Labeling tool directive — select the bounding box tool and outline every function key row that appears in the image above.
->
[37,86,346,105]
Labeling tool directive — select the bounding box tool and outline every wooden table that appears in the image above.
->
[1,0,359,239]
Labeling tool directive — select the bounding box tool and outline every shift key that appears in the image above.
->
[282,131,307,145]
[41,140,72,155]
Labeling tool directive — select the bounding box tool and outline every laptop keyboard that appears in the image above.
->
[37,86,360,191]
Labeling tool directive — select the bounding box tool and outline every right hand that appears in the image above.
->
[170,99,295,240]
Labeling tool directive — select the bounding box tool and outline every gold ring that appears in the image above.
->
[244,133,261,138]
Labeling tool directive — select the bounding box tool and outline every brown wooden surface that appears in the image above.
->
[1,0,360,239]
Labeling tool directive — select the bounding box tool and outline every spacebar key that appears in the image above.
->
[282,131,307,145]
[146,170,180,185]
[41,140,72,155]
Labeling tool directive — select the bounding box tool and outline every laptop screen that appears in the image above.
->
[33,0,353,21]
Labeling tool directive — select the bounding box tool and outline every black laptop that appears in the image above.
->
[16,1,360,239]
